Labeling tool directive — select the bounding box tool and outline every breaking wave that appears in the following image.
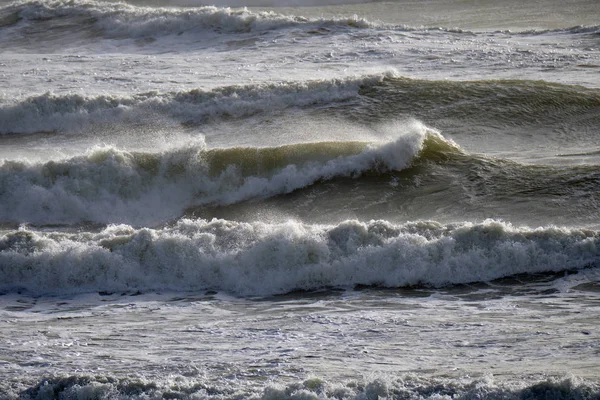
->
[0,75,384,135]
[0,122,445,225]
[1,218,599,296]
[4,74,599,136]
[2,0,597,46]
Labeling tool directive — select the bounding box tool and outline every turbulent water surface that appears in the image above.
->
[1,0,600,398]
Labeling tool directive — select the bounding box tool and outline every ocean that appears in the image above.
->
[1,0,600,398]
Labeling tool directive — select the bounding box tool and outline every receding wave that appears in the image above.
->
[0,122,443,225]
[0,75,384,135]
[1,218,599,297]
[6,374,598,400]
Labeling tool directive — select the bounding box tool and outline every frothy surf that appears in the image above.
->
[9,374,600,400]
[1,218,598,297]
[3,0,600,394]
[4,0,598,42]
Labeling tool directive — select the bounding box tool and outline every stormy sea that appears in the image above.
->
[1,0,600,398]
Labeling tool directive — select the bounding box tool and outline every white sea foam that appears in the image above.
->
[1,218,598,296]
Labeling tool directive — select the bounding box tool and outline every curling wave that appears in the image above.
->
[0,122,445,225]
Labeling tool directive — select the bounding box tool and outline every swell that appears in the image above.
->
[1,218,599,297]
[0,123,440,226]
[510,25,600,35]
[355,77,600,134]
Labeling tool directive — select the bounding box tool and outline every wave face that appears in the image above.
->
[1,218,599,296]
[354,77,600,139]
[0,122,436,225]
[8,375,599,400]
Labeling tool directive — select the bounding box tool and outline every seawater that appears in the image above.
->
[1,0,600,398]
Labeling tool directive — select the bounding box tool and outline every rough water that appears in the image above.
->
[1,0,600,398]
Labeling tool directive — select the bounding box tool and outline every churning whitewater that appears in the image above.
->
[1,0,600,398]
[2,218,600,296]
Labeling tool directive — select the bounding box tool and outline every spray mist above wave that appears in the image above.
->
[0,121,444,226]
[0,75,385,135]
[1,218,599,296]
